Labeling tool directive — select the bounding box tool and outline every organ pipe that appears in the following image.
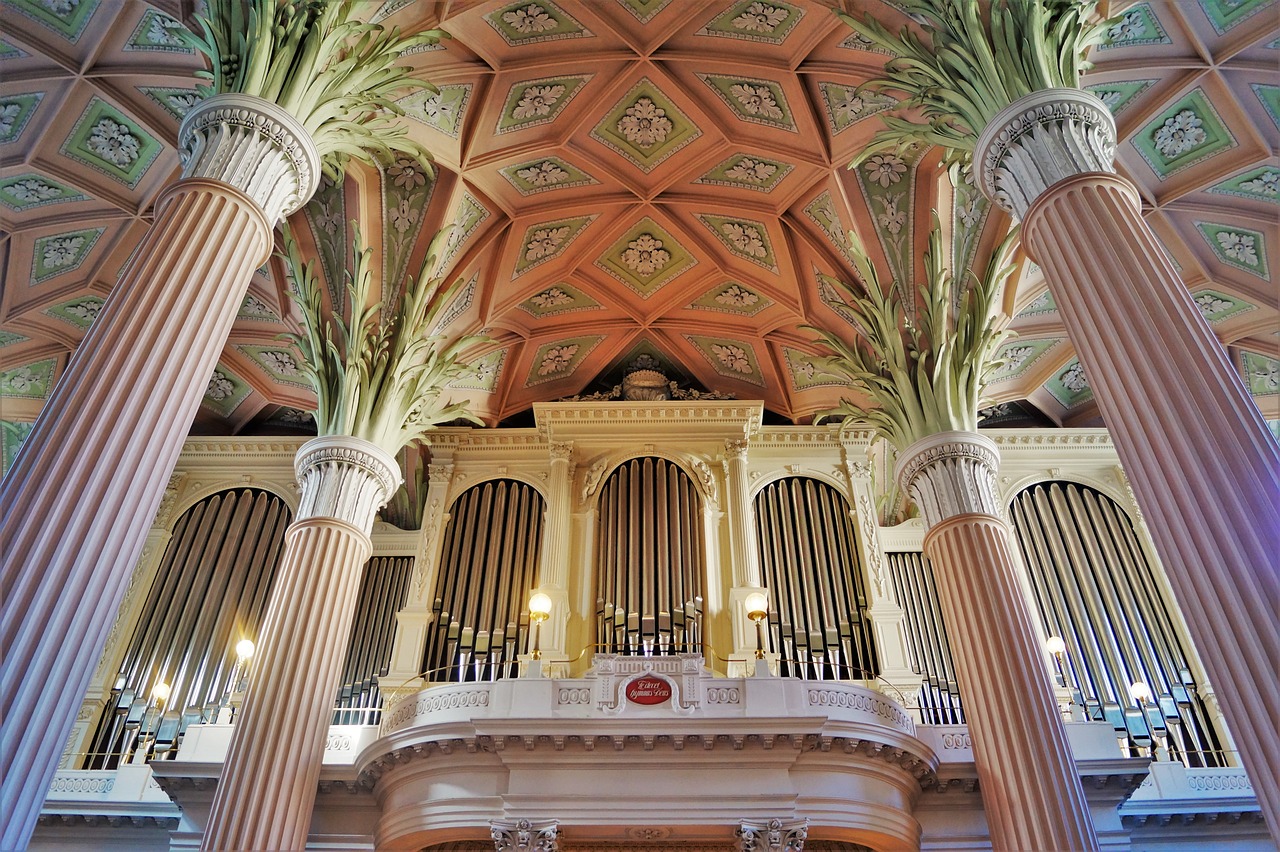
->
[594,458,704,655]
[886,552,964,724]
[1010,481,1225,766]
[753,478,878,681]
[422,480,544,682]
[86,489,290,767]
[333,555,413,724]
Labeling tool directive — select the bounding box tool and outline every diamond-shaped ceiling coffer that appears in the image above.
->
[697,73,795,131]
[595,217,697,297]
[695,0,806,45]
[591,78,702,173]
[496,75,593,134]
[694,152,793,193]
[485,0,592,45]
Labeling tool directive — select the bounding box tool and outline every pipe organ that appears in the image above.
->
[422,480,545,682]
[333,556,413,724]
[1009,481,1225,766]
[86,488,291,767]
[594,457,705,656]
[753,477,877,680]
[886,552,964,724]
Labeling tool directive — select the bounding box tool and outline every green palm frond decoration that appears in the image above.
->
[181,0,445,179]
[836,0,1109,165]
[807,216,1018,452]
[281,224,489,457]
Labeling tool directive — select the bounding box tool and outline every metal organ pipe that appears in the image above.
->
[886,551,964,724]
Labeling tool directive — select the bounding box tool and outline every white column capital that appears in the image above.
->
[178,93,321,224]
[295,435,402,532]
[736,817,808,852]
[974,88,1117,219]
[895,431,1001,528]
[548,441,574,462]
[491,818,559,851]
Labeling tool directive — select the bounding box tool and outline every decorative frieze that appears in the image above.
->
[974,88,1117,219]
[895,432,1001,528]
[178,93,320,224]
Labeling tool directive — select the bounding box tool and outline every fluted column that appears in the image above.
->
[898,431,1097,851]
[723,439,761,588]
[0,93,318,849]
[977,88,1280,833]
[539,442,574,590]
[202,436,399,851]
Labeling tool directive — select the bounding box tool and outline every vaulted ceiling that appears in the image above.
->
[0,0,1276,448]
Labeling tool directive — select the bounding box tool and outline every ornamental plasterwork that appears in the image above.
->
[60,98,161,188]
[1046,359,1093,408]
[1134,90,1236,179]
[819,83,894,134]
[802,192,856,267]
[381,155,437,288]
[138,86,201,120]
[44,295,104,329]
[689,281,771,317]
[686,334,765,386]
[1199,0,1278,35]
[1084,80,1156,118]
[852,145,921,288]
[301,177,346,300]
[694,152,793,193]
[6,0,101,41]
[239,345,310,388]
[698,74,793,129]
[1210,167,1280,202]
[433,273,479,334]
[496,76,591,134]
[124,9,191,52]
[486,0,590,45]
[399,84,471,139]
[525,335,604,386]
[441,193,491,271]
[0,359,55,399]
[590,79,701,173]
[201,366,251,416]
[698,214,778,273]
[30,227,103,283]
[518,283,602,318]
[513,215,596,277]
[618,98,673,147]
[238,293,280,322]
[449,349,505,392]
[614,0,673,24]
[1098,3,1170,48]
[0,173,86,211]
[500,156,597,196]
[595,217,696,296]
[989,338,1062,382]
[1017,290,1057,317]
[783,347,846,391]
[1196,221,1269,279]
[1240,351,1280,397]
[0,93,41,144]
[1251,83,1280,132]
[696,0,804,45]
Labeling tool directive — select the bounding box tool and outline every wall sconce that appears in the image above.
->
[529,592,553,661]
[744,591,769,660]
[1045,635,1067,686]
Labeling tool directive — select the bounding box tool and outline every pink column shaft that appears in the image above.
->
[924,513,1100,851]
[0,180,270,849]
[1022,172,1280,832]
[201,517,372,851]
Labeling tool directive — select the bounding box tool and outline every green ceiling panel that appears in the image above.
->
[784,346,846,391]
[0,39,26,59]
[696,1,804,44]
[694,152,793,193]
[698,74,795,131]
[1045,358,1093,408]
[803,192,856,266]
[697,213,778,273]
[30,226,104,284]
[302,176,347,301]
[501,156,598,196]
[441,194,491,270]
[60,98,162,188]
[1192,288,1256,323]
[485,0,591,45]
[239,345,309,388]
[1240,350,1279,397]
[1098,3,1170,49]
[526,335,605,386]
[450,349,505,392]
[238,293,281,322]
[0,330,29,347]
[596,217,697,298]
[0,92,44,146]
[838,30,891,54]
[1208,167,1278,203]
[497,75,591,134]
[591,78,702,173]
[400,84,471,138]
[4,0,101,40]
[1134,89,1236,179]
[990,338,1062,382]
[0,173,87,211]
[124,10,192,52]
[1017,290,1058,318]
[0,358,56,399]
[1196,221,1269,279]
[513,215,597,278]
[1085,80,1157,117]
[685,334,765,386]
[690,281,771,317]
[381,156,437,290]
[138,86,202,120]
[1198,0,1277,34]
[615,0,672,22]
[201,365,252,417]
[819,83,896,133]
[518,283,602,317]
[44,294,104,329]
[433,273,478,334]
[1,420,34,477]
[1250,83,1280,133]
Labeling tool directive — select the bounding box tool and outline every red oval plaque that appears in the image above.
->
[625,675,672,705]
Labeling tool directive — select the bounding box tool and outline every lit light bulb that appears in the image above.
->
[1129,681,1153,705]
[529,592,553,620]
[235,639,256,660]
[1045,636,1067,657]
[150,682,171,704]
[744,591,769,622]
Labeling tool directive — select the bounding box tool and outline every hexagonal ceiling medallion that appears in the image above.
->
[0,174,87,211]
[685,334,765,386]
[519,283,602,318]
[1196,222,1269,279]
[497,75,592,134]
[31,227,104,284]
[1133,89,1236,179]
[698,73,795,131]
[695,1,805,45]
[513,215,598,278]
[595,217,697,297]
[690,281,771,317]
[526,335,605,386]
[485,0,592,45]
[501,156,599,196]
[694,152,793,193]
[591,78,702,173]
[60,98,162,188]
[697,214,778,272]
